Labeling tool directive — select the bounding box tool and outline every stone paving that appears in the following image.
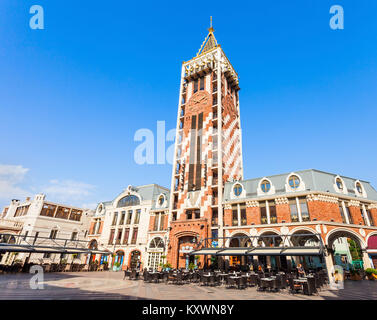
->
[0,271,376,300]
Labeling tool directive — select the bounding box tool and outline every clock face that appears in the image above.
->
[186,91,210,114]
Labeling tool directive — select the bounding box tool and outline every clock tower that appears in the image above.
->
[166,23,244,268]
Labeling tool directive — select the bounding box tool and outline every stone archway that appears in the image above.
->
[88,239,98,264]
[257,231,283,271]
[227,233,252,268]
[128,250,141,270]
[327,229,367,270]
[290,229,324,271]
[177,235,197,269]
[113,250,124,271]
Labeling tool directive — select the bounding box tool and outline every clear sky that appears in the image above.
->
[1,0,376,210]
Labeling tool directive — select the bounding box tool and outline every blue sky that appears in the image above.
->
[0,0,376,209]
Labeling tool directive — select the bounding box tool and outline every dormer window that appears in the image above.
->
[233,184,243,197]
[261,180,271,193]
[289,175,300,189]
[336,178,343,190]
[158,195,165,206]
[356,182,363,194]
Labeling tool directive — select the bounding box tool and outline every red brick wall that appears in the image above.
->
[223,209,232,227]
[349,206,364,225]
[98,221,103,234]
[89,222,95,235]
[276,204,290,223]
[148,215,155,232]
[246,207,260,225]
[307,201,342,223]
[369,208,377,226]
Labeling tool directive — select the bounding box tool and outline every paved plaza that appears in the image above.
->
[0,271,376,300]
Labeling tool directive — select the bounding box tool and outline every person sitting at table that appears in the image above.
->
[297,264,305,277]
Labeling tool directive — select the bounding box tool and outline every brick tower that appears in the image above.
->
[166,23,243,268]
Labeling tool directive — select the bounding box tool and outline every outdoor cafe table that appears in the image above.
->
[230,276,242,289]
[260,277,274,289]
[218,273,228,284]
[294,279,308,284]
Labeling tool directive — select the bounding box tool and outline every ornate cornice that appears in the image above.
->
[348,200,360,207]
[306,194,338,204]
[368,204,377,210]
[246,200,259,208]
[275,197,288,205]
[224,204,232,210]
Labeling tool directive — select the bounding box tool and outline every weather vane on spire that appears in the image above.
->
[209,16,214,32]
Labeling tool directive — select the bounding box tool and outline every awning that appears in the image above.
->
[0,244,111,255]
[0,246,65,254]
[190,248,222,255]
[367,249,377,255]
[247,247,283,256]
[280,247,322,256]
[216,248,251,256]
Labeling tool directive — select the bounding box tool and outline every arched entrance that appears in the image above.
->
[129,250,141,270]
[228,233,252,268]
[290,230,323,270]
[88,239,98,263]
[113,250,124,271]
[327,230,365,271]
[178,235,197,269]
[257,232,283,271]
[147,237,165,271]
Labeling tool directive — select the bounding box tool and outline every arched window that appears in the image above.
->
[149,237,164,249]
[117,195,140,208]
[288,175,300,189]
[261,180,271,193]
[233,184,243,197]
[356,182,363,194]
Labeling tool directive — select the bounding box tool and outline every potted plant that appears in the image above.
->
[349,268,362,281]
[188,262,196,271]
[365,268,377,280]
[161,263,172,271]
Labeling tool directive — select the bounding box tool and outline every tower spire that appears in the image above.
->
[196,17,218,57]
[209,16,214,32]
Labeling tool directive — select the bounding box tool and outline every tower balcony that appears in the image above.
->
[0,219,24,232]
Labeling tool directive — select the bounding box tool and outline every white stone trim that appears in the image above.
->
[257,177,276,196]
[246,200,259,208]
[306,194,338,204]
[275,197,288,205]
[155,193,168,209]
[285,172,306,193]
[325,227,367,249]
[333,175,348,195]
[230,181,246,200]
[354,180,367,198]
[348,200,360,207]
